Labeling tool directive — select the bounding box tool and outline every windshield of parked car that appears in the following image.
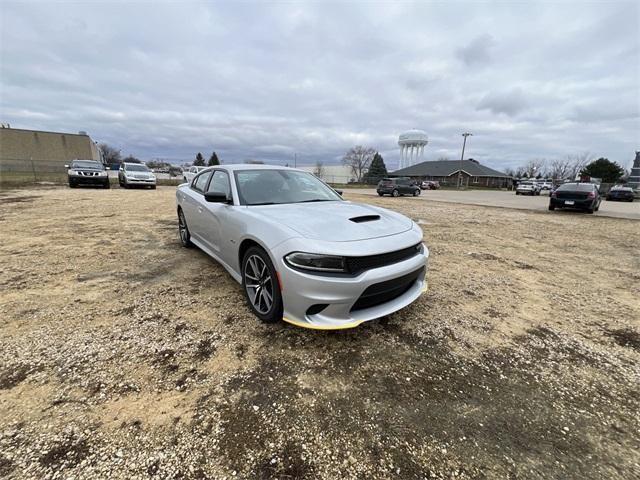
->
[70,160,103,170]
[557,183,594,192]
[126,164,150,172]
[235,169,342,206]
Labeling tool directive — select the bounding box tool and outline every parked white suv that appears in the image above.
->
[118,163,157,189]
[183,166,208,184]
[516,181,541,195]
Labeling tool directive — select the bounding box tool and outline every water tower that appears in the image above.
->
[398,129,428,169]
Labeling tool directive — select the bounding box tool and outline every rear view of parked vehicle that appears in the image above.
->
[119,163,157,189]
[377,177,421,197]
[66,159,110,189]
[549,183,601,213]
[606,185,634,202]
[516,181,541,195]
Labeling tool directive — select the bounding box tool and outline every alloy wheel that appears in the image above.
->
[178,210,189,245]
[244,254,274,314]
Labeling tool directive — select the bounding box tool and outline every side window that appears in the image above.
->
[207,171,231,198]
[192,171,212,192]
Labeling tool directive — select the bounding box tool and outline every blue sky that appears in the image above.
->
[1,1,638,170]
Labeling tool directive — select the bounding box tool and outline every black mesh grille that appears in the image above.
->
[345,243,422,274]
[350,266,424,312]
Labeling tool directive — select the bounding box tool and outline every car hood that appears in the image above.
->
[252,201,413,242]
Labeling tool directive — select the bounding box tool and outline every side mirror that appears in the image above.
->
[334,189,343,196]
[64,164,69,169]
[205,191,231,203]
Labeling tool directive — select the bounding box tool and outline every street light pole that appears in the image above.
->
[458,132,472,189]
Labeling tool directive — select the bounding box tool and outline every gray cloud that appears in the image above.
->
[477,88,529,117]
[0,1,638,171]
[455,34,495,66]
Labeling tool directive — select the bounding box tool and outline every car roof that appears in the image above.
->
[209,164,305,173]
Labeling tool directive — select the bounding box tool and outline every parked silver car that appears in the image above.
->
[516,181,541,195]
[176,165,429,329]
[118,162,157,189]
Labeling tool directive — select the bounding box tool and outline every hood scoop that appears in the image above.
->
[349,215,380,223]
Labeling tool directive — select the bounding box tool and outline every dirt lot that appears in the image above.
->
[1,186,638,480]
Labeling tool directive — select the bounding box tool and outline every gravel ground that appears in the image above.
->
[0,186,638,480]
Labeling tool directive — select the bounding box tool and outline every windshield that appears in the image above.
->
[71,160,103,170]
[235,169,342,206]
[127,164,150,172]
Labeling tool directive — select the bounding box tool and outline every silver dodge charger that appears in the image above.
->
[175,164,429,330]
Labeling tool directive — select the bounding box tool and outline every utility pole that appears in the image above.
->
[458,132,472,189]
[294,153,297,168]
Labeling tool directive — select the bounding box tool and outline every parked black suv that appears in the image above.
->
[377,177,420,197]
[66,160,110,188]
[549,183,601,213]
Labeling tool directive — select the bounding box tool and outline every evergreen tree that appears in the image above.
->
[193,152,205,166]
[367,152,388,183]
[208,151,220,166]
[580,158,624,183]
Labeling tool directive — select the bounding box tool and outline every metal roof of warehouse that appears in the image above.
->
[391,160,511,178]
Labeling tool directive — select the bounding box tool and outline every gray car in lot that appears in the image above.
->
[176,165,429,330]
[118,162,157,189]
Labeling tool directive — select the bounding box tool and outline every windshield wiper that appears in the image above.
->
[249,202,278,206]
[298,199,332,203]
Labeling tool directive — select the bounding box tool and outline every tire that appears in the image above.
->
[515,192,519,195]
[392,189,399,197]
[413,189,420,196]
[377,192,383,196]
[177,208,193,248]
[69,181,76,188]
[103,181,110,189]
[586,207,594,214]
[151,185,156,190]
[242,246,283,324]
[548,205,555,211]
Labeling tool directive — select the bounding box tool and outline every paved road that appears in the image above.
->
[344,188,640,220]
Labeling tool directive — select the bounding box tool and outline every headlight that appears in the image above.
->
[284,252,347,272]
[98,171,107,176]
[68,170,80,176]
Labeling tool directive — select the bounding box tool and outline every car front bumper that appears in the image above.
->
[272,230,429,329]
[125,177,156,185]
[69,175,109,185]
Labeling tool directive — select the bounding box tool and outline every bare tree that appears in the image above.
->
[437,156,450,161]
[523,159,546,178]
[313,160,325,179]
[98,143,121,166]
[548,158,572,180]
[342,146,376,182]
[566,152,593,180]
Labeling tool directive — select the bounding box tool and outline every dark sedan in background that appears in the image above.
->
[549,183,601,213]
[606,186,634,202]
